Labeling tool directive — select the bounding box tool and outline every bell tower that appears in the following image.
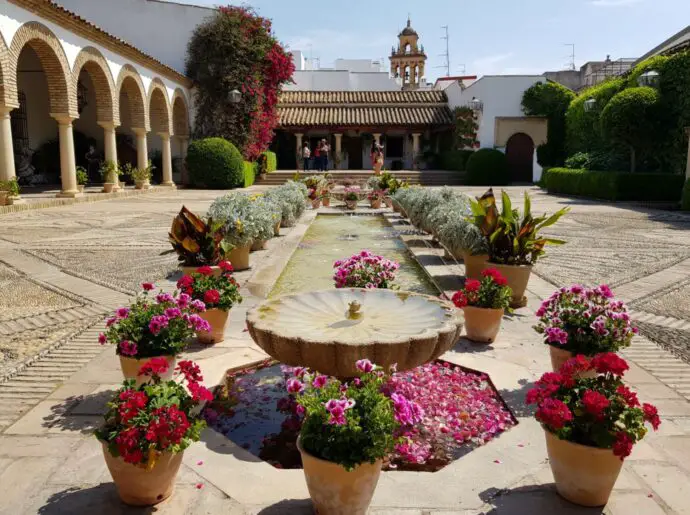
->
[389,17,427,90]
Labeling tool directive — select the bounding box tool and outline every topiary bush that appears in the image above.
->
[187,137,245,189]
[243,161,256,187]
[437,150,474,171]
[263,151,277,172]
[465,148,509,185]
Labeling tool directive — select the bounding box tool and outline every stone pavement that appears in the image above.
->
[0,186,689,514]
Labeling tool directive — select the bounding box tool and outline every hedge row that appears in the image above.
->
[437,150,474,171]
[243,161,256,188]
[262,150,277,172]
[544,168,685,202]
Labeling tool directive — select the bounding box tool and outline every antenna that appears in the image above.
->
[564,43,575,71]
[436,25,450,76]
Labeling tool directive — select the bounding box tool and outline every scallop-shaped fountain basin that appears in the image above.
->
[246,288,464,377]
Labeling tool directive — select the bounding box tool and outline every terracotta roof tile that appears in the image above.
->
[279,90,447,105]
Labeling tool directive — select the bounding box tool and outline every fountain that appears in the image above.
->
[246,288,464,377]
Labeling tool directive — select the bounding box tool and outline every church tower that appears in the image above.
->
[389,17,427,90]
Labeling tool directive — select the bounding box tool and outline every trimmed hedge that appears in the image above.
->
[243,161,256,188]
[187,137,244,189]
[545,168,684,202]
[466,148,509,185]
[437,150,474,171]
[682,179,690,211]
[263,150,277,172]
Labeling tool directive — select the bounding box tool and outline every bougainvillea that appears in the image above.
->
[186,6,295,160]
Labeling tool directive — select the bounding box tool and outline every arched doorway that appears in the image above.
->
[505,132,534,183]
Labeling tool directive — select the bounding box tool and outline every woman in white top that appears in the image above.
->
[302,142,311,171]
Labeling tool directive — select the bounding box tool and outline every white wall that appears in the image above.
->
[53,0,213,75]
[285,70,401,91]
[445,75,545,148]
[334,58,384,73]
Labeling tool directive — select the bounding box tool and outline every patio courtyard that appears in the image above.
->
[0,186,689,514]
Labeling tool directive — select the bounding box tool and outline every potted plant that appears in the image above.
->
[451,267,511,343]
[177,261,242,344]
[321,188,332,207]
[0,178,21,205]
[307,187,321,209]
[168,206,229,276]
[293,360,409,515]
[343,186,360,210]
[98,283,210,384]
[100,160,122,193]
[129,160,154,189]
[96,358,212,506]
[248,194,278,251]
[470,189,569,307]
[367,189,385,209]
[526,354,660,507]
[207,193,260,271]
[534,284,637,373]
[333,250,399,289]
[76,166,88,193]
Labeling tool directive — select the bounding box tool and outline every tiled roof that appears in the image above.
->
[277,90,453,128]
[13,0,192,86]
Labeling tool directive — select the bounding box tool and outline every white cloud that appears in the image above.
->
[590,0,643,6]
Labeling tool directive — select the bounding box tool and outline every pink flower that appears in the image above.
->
[286,378,304,394]
[545,327,568,345]
[116,307,130,318]
[98,333,107,345]
[355,359,375,373]
[118,340,138,357]
[176,293,191,309]
[156,293,174,304]
[190,299,206,312]
[312,375,328,388]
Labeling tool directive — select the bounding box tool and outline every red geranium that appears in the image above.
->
[481,268,508,286]
[616,385,639,407]
[536,398,573,429]
[138,357,170,377]
[464,279,481,292]
[451,270,511,310]
[141,282,155,291]
[591,352,629,376]
[612,432,634,459]
[183,267,242,311]
[642,403,661,430]
[204,289,220,305]
[219,260,234,272]
[451,291,468,308]
[197,266,214,276]
[581,390,609,418]
[177,275,194,289]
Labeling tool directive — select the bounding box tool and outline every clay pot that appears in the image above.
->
[462,306,504,343]
[119,355,176,387]
[251,239,268,252]
[383,197,393,208]
[101,442,184,506]
[135,180,146,190]
[197,308,229,344]
[274,221,281,236]
[549,346,598,378]
[180,265,222,278]
[345,200,358,211]
[484,262,531,308]
[544,430,623,507]
[311,199,321,209]
[298,438,382,515]
[463,253,489,280]
[102,183,115,193]
[322,197,331,207]
[227,244,251,271]
[370,198,382,209]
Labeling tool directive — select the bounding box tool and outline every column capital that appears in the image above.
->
[97,120,120,131]
[157,132,171,141]
[0,105,17,117]
[295,132,304,137]
[50,113,76,125]
[131,127,148,136]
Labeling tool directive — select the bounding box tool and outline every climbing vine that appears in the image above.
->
[186,6,294,161]
[452,107,479,149]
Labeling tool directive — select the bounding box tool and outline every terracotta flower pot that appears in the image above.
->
[484,262,531,308]
[462,305,504,343]
[463,252,489,280]
[101,442,183,506]
[251,239,268,252]
[383,197,393,208]
[274,221,281,237]
[227,244,251,271]
[345,200,358,211]
[370,198,382,209]
[180,265,222,278]
[119,355,176,387]
[77,184,85,193]
[544,430,623,507]
[549,346,598,378]
[322,197,331,207]
[311,199,321,209]
[135,180,146,190]
[102,183,115,193]
[298,438,382,515]
[197,308,229,344]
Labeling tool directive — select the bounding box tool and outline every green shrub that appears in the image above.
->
[545,168,684,202]
[243,161,256,188]
[465,148,509,185]
[438,150,474,171]
[682,179,690,211]
[187,137,244,189]
[262,151,277,172]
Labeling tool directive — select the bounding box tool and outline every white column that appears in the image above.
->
[98,121,120,192]
[0,106,17,183]
[158,132,175,188]
[334,133,342,170]
[132,128,148,172]
[685,128,690,180]
[51,114,82,198]
[412,133,421,170]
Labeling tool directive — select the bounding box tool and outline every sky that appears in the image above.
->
[175,0,690,81]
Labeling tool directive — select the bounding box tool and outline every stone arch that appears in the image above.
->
[171,88,189,137]
[505,132,535,183]
[116,64,148,130]
[0,33,15,108]
[147,78,171,134]
[8,21,76,117]
[72,47,118,124]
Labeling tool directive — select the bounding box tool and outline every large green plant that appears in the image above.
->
[168,206,229,266]
[469,189,569,265]
[466,149,509,185]
[187,137,244,189]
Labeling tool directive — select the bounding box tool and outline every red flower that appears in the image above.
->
[616,385,640,407]
[197,266,214,276]
[612,431,633,459]
[482,268,508,286]
[189,381,214,402]
[535,398,573,430]
[642,403,661,430]
[526,372,562,404]
[115,426,144,464]
[203,289,220,305]
[219,260,234,272]
[118,390,148,424]
[464,279,481,293]
[176,360,204,383]
[581,390,610,418]
[177,275,194,289]
[591,353,629,376]
[138,357,170,377]
[559,354,593,382]
[451,291,468,308]
[145,406,190,446]
[141,282,155,291]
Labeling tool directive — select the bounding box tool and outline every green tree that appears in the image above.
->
[601,87,661,173]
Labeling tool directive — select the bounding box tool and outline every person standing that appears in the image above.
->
[320,138,330,172]
[313,142,321,172]
[301,142,311,172]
